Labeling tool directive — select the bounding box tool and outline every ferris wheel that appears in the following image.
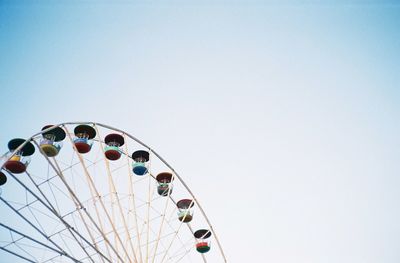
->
[0,122,227,263]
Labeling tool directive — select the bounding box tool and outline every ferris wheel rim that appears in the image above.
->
[0,121,227,263]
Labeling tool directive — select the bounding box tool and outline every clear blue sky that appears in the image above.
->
[1,1,400,262]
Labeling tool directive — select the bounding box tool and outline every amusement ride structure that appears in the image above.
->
[0,122,226,263]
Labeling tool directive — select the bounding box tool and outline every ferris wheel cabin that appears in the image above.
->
[194,229,212,253]
[156,172,174,196]
[132,150,149,175]
[104,133,124,161]
[177,199,195,223]
[73,125,96,154]
[39,125,66,157]
[3,138,35,174]
[0,122,227,262]
[0,171,7,186]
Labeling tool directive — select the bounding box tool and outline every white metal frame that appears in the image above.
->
[0,122,227,263]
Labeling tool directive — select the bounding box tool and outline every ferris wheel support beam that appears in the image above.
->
[151,170,179,263]
[145,149,154,263]
[2,140,113,263]
[0,246,36,263]
[63,126,128,263]
[150,195,170,263]
[39,153,116,263]
[29,139,107,263]
[158,199,196,263]
[93,127,120,260]
[0,196,79,262]
[150,188,170,262]
[24,167,96,263]
[123,134,144,263]
[0,222,75,262]
[84,122,227,263]
[144,176,202,263]
[51,156,108,263]
[1,122,227,262]
[173,247,194,263]
[94,125,139,263]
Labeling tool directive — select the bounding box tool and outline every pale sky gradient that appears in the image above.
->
[1,1,400,262]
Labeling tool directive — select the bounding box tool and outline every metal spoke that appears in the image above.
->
[0,122,227,263]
